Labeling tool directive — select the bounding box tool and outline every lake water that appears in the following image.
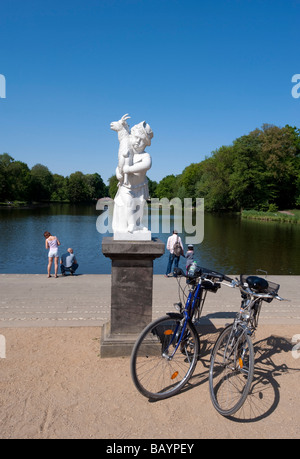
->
[0,203,299,275]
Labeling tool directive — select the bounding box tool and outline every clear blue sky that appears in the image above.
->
[1,0,300,185]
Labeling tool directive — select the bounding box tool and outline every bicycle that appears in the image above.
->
[130,265,232,400]
[209,273,285,417]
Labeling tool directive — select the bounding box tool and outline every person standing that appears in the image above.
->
[165,230,184,277]
[60,248,79,276]
[44,231,61,278]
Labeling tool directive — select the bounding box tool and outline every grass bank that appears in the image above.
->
[241,209,300,223]
[0,200,28,207]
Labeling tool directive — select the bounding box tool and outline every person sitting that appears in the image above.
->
[60,248,79,276]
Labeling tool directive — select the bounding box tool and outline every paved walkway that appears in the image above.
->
[0,274,299,439]
[0,274,299,327]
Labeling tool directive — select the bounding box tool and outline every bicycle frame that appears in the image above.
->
[168,266,228,357]
[222,321,252,370]
[176,276,208,316]
[162,317,186,359]
[164,281,204,359]
[185,281,205,318]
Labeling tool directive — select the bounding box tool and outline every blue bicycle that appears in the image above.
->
[130,266,232,400]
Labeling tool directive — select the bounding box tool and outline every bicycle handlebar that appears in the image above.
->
[222,274,234,283]
[173,267,233,283]
[227,279,287,301]
[173,267,288,301]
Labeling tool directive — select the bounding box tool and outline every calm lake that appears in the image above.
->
[0,203,299,275]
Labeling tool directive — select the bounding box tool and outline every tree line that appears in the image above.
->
[2,123,300,210]
[0,153,108,203]
[108,123,300,212]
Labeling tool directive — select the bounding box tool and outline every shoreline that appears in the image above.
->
[242,209,300,223]
[2,202,300,224]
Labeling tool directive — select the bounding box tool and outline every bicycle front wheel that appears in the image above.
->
[130,314,200,400]
[209,324,254,417]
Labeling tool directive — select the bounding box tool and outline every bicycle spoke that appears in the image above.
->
[131,316,199,400]
[209,325,254,416]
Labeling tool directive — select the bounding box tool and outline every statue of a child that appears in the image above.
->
[110,113,153,237]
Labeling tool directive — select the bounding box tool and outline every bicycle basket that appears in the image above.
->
[241,275,280,295]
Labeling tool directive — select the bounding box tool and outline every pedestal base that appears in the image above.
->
[99,322,138,358]
[101,237,165,357]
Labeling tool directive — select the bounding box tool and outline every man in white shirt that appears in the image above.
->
[165,230,184,277]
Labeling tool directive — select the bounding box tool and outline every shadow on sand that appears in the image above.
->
[178,322,300,423]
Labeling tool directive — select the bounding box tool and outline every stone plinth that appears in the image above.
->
[100,237,165,357]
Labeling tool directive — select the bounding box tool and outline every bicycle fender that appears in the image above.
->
[166,312,184,320]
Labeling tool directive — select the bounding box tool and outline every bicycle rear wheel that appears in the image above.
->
[130,314,200,400]
[209,324,254,417]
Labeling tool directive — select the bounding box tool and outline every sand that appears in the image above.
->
[0,324,299,439]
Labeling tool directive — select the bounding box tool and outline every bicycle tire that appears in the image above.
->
[209,324,254,417]
[130,314,200,400]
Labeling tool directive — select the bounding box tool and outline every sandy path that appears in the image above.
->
[0,325,299,439]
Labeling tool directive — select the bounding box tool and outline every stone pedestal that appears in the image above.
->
[100,237,165,357]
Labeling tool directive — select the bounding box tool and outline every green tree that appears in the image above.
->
[0,154,31,201]
[51,174,69,201]
[30,164,54,201]
[0,153,14,200]
[8,160,31,201]
[108,174,118,199]
[177,162,203,198]
[195,124,300,211]
[147,177,158,198]
[259,124,300,208]
[67,171,94,202]
[85,173,107,200]
[195,146,234,211]
[155,174,178,200]
[229,131,268,210]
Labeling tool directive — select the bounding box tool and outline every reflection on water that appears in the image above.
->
[0,204,299,275]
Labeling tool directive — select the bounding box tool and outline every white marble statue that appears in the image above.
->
[110,114,153,240]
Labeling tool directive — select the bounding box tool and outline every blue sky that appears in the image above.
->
[1,0,300,185]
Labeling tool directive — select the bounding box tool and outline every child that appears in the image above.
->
[185,244,194,274]
[110,114,153,190]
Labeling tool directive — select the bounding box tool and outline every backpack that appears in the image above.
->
[173,236,183,257]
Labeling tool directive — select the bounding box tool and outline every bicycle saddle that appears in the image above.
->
[245,276,269,293]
